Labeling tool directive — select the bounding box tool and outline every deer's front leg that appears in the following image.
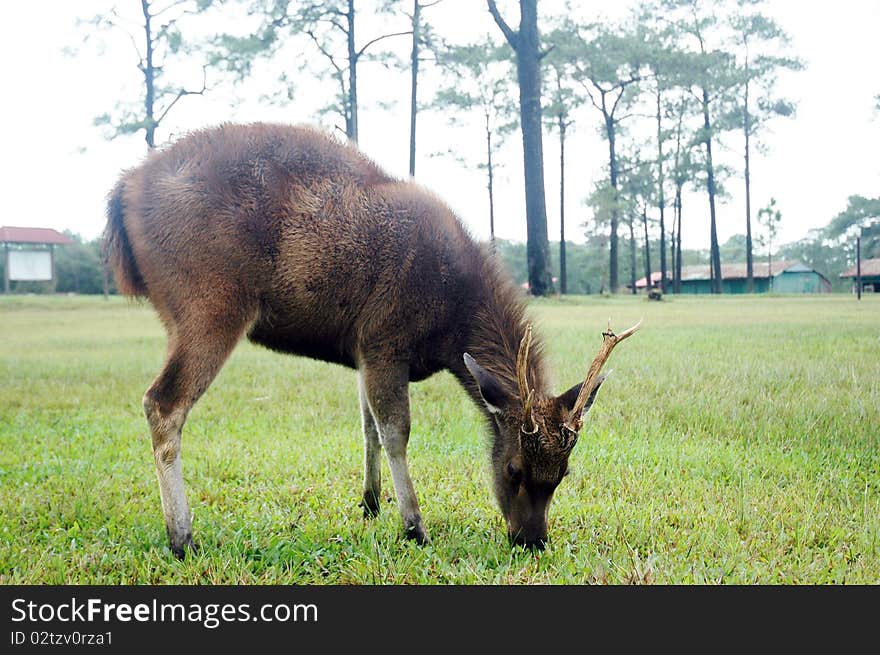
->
[360,362,428,544]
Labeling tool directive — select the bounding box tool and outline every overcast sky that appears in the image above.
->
[0,0,878,254]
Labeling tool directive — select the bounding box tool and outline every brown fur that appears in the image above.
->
[104,122,598,553]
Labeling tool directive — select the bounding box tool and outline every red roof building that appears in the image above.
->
[0,226,74,245]
[840,257,880,293]
[840,258,880,278]
[2,226,75,292]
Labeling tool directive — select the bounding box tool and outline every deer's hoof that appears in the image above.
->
[169,533,197,560]
[360,491,381,519]
[404,516,429,545]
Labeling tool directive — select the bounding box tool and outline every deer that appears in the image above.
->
[104,122,639,557]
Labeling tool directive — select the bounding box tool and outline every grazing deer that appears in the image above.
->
[104,123,639,556]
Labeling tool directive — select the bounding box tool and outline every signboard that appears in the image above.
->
[8,249,52,281]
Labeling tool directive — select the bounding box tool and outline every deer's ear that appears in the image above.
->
[464,353,512,414]
[559,372,609,417]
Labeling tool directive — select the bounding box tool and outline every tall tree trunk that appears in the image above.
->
[486,112,495,245]
[675,184,683,293]
[744,73,754,293]
[408,0,420,176]
[516,0,552,295]
[141,0,155,149]
[346,0,358,142]
[488,0,552,296]
[702,86,722,293]
[559,116,566,294]
[607,115,620,294]
[655,87,667,293]
[628,215,636,295]
[642,205,652,290]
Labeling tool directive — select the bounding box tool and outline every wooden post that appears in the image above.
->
[856,235,862,300]
[50,244,57,294]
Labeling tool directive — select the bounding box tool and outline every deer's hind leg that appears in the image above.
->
[358,371,382,517]
[144,310,252,558]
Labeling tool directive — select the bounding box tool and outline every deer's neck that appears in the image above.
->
[449,264,549,412]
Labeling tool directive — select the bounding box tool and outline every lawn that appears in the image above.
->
[0,293,877,584]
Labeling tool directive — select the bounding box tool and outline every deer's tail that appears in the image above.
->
[103,180,148,297]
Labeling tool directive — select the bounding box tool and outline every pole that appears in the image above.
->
[3,243,9,294]
[50,244,56,294]
[856,234,861,300]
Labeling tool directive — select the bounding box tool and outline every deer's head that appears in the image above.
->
[464,320,640,550]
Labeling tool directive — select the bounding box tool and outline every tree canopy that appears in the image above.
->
[40,0,876,298]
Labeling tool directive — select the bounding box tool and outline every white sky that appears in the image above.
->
[0,0,878,254]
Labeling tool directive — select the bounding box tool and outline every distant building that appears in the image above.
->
[634,261,832,294]
[1,226,74,293]
[840,258,880,293]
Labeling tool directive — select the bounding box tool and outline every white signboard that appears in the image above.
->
[8,250,52,281]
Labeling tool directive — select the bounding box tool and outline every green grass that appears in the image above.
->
[1,293,878,584]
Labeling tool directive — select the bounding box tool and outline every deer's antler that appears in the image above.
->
[563,319,641,433]
[517,324,537,433]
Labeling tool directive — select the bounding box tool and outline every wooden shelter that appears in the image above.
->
[634,261,832,294]
[1,226,74,293]
[840,258,880,293]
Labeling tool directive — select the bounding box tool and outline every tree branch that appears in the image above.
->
[106,6,145,32]
[578,79,603,113]
[270,10,291,30]
[581,72,614,97]
[355,30,412,60]
[150,0,192,18]
[486,0,517,51]
[105,10,146,63]
[617,111,654,123]
[318,16,347,35]
[539,44,556,60]
[331,68,348,125]
[154,65,207,126]
[610,76,641,118]
[304,29,344,75]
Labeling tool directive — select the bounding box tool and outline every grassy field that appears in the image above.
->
[0,293,878,584]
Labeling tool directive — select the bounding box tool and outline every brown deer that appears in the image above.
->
[104,123,639,556]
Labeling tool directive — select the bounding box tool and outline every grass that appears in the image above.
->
[0,293,878,584]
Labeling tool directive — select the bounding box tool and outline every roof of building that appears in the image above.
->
[840,258,880,278]
[634,261,808,288]
[0,226,74,245]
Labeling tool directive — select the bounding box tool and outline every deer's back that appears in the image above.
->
[119,123,483,375]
